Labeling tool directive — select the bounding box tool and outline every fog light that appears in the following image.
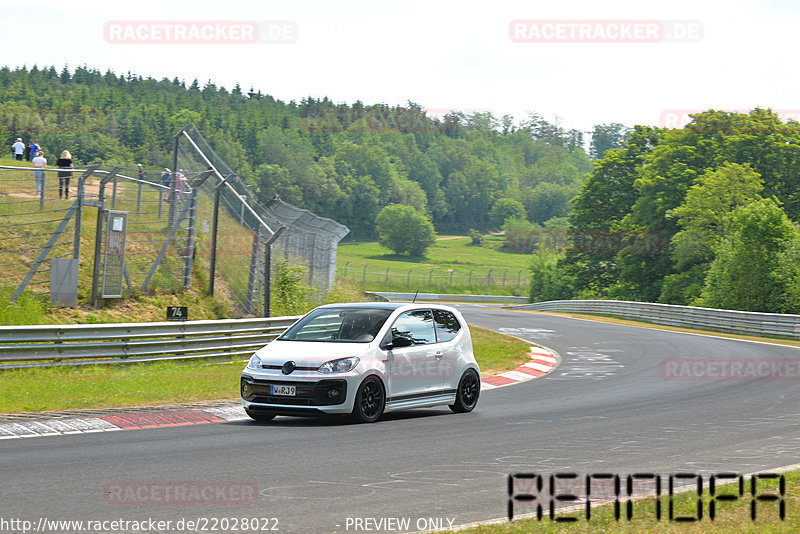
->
[328,389,340,398]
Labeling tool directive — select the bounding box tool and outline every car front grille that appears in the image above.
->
[241,377,347,406]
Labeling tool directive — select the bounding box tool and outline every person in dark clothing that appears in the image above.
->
[56,150,74,199]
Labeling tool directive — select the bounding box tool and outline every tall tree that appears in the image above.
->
[699,199,800,313]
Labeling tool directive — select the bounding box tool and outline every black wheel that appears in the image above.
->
[450,369,480,413]
[351,376,385,423]
[245,409,276,422]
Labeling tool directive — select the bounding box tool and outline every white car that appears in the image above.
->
[241,302,480,423]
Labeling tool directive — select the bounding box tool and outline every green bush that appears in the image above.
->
[375,204,436,257]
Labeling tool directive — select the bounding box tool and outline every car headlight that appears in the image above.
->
[247,354,262,370]
[318,356,359,374]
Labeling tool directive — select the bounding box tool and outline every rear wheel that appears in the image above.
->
[245,409,276,422]
[450,369,480,413]
[351,376,385,423]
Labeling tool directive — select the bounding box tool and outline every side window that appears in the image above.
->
[391,310,436,345]
[433,309,461,342]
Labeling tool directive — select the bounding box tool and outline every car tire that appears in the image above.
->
[351,376,385,423]
[245,409,277,422]
[450,369,480,413]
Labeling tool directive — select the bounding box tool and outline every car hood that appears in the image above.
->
[253,339,373,367]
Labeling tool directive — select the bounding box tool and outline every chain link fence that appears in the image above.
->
[172,125,349,314]
[1,126,350,317]
[0,162,207,305]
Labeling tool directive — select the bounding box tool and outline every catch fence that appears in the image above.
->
[1,126,350,316]
[0,162,211,305]
[172,125,350,314]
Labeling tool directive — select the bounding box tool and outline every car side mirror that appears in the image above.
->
[380,335,413,350]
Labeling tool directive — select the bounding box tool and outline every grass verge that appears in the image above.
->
[450,470,799,533]
[0,326,534,413]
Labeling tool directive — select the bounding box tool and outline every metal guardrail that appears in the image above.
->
[0,316,301,369]
[366,292,529,304]
[510,300,800,339]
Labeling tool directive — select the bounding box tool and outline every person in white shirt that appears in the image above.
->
[11,138,25,161]
[31,150,47,197]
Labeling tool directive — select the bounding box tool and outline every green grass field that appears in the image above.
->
[337,235,534,295]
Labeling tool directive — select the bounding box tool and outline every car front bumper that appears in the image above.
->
[240,373,355,415]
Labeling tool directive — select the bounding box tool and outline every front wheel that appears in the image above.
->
[351,376,385,423]
[450,369,480,413]
[245,409,276,422]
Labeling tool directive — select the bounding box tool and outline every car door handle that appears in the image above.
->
[434,352,443,359]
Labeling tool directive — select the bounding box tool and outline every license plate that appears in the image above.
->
[271,385,296,396]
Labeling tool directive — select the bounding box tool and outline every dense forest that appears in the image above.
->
[537,109,800,313]
[0,65,617,239]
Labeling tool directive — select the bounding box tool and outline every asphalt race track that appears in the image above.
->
[2,305,800,533]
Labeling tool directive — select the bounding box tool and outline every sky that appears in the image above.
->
[1,0,797,133]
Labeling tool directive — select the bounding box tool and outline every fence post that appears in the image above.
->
[208,174,232,296]
[182,170,213,290]
[136,180,142,214]
[73,163,99,260]
[39,171,45,211]
[468,270,474,285]
[362,264,368,283]
[487,269,493,286]
[503,270,507,286]
[429,269,434,284]
[245,231,259,314]
[88,165,120,307]
[385,267,390,283]
[111,175,118,209]
[407,269,412,288]
[450,270,454,285]
[263,226,286,317]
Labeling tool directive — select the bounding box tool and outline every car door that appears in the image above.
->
[385,309,440,401]
[433,309,464,392]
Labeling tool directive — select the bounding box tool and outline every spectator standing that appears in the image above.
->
[12,138,25,160]
[55,150,74,199]
[31,150,47,197]
[29,141,39,162]
[160,168,172,201]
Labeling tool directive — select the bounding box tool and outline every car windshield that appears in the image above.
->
[279,307,393,342]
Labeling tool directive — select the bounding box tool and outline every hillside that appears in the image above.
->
[0,65,609,239]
